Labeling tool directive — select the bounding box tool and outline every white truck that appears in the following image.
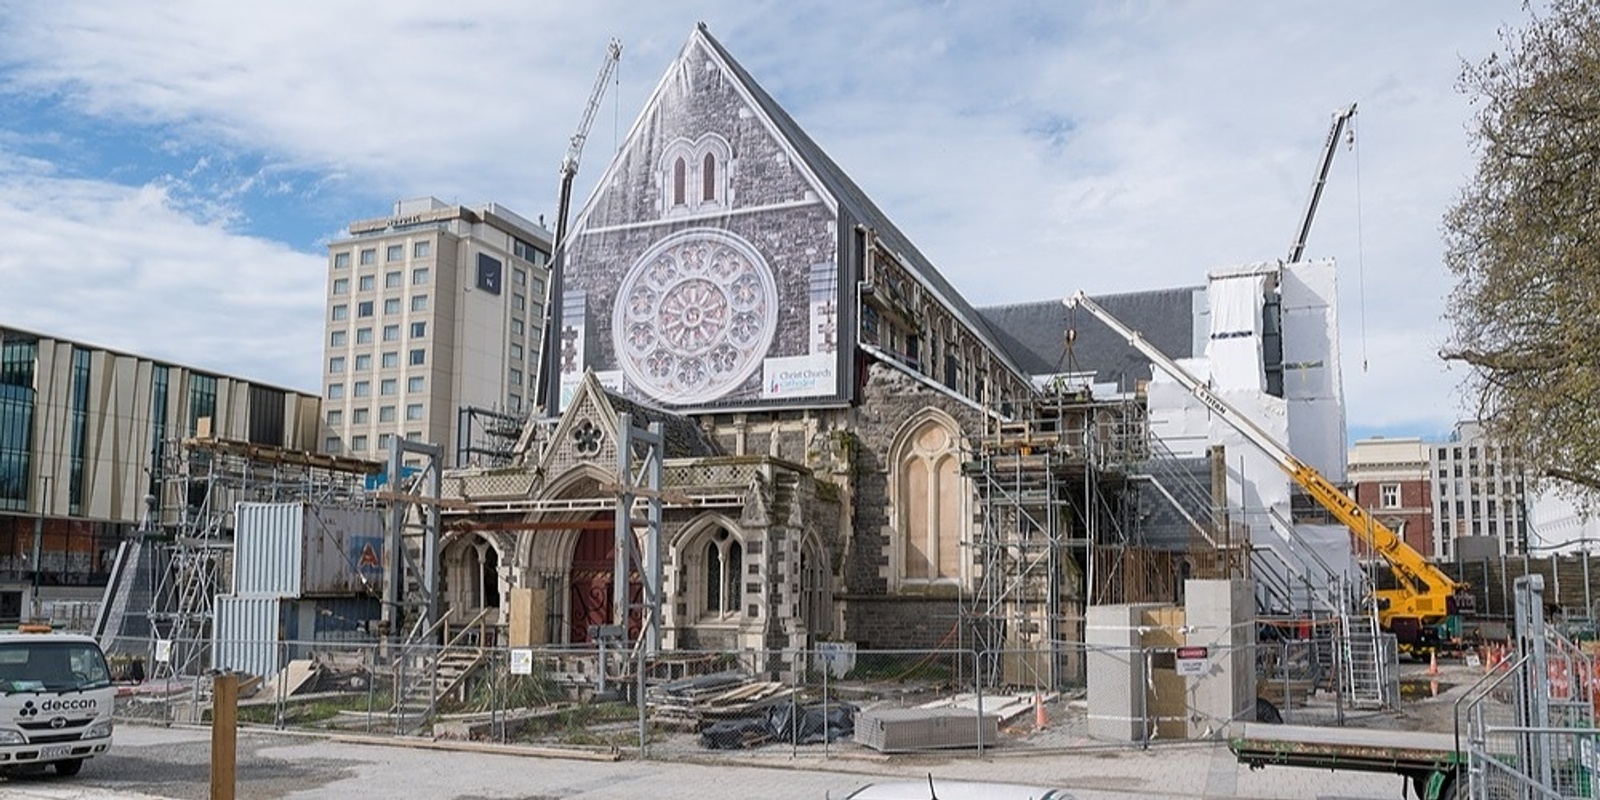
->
[0,626,114,776]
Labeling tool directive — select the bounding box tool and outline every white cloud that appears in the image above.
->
[0,1,1531,437]
[0,156,324,390]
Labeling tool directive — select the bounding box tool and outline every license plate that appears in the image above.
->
[39,745,71,759]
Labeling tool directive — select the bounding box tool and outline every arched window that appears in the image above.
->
[702,152,717,203]
[672,158,687,207]
[894,415,964,585]
[704,527,742,617]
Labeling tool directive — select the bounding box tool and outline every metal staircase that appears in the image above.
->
[388,608,492,733]
[1341,613,1393,709]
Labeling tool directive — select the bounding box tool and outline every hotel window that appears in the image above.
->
[328,356,345,374]
[383,324,400,342]
[412,268,429,285]
[353,408,369,424]
[332,278,349,295]
[410,295,428,312]
[353,381,370,398]
[332,304,348,321]
[385,271,401,289]
[357,301,373,318]
[326,410,342,426]
[410,322,426,338]
[386,244,403,262]
[513,293,525,311]
[381,351,398,369]
[325,437,342,453]
[328,383,344,400]
[359,248,376,265]
[407,376,425,393]
[379,432,393,449]
[510,368,522,386]
[379,405,396,422]
[510,343,524,360]
[334,252,350,269]
[383,298,400,315]
[380,378,397,396]
[330,330,347,347]
[354,354,371,371]
[351,435,368,451]
[356,327,373,344]
[410,349,425,366]
[1380,483,1401,509]
[359,275,375,292]
[508,394,521,411]
[511,318,524,335]
[413,241,431,258]
[514,268,526,286]
[406,403,424,421]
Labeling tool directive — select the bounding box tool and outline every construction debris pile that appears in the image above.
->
[644,671,856,749]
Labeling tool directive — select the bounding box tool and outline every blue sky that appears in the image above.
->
[0,2,1530,443]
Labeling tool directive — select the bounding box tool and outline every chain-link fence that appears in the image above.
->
[101,631,1404,761]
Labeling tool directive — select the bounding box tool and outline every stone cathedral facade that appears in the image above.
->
[432,25,1077,655]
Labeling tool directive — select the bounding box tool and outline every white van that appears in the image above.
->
[0,626,115,776]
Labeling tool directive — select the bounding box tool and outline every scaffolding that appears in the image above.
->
[962,383,1238,689]
[134,436,381,678]
[455,405,527,469]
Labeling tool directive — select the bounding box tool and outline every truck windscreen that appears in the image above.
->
[0,640,112,693]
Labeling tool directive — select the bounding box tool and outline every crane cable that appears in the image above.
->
[1351,114,1369,373]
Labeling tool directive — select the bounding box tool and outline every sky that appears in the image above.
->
[0,2,1533,444]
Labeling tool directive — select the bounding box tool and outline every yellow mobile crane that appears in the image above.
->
[1065,291,1467,655]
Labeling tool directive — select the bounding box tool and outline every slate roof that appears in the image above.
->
[978,287,1203,392]
[693,25,1029,381]
[602,388,723,458]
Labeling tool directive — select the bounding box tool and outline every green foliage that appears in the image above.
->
[844,652,954,684]
[1443,0,1600,504]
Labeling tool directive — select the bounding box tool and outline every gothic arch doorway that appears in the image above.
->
[567,521,642,644]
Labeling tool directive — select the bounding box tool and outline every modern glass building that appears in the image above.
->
[0,326,322,621]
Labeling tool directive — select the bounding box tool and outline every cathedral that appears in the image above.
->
[422,24,1285,664]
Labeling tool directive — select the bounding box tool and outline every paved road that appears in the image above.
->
[0,721,1417,800]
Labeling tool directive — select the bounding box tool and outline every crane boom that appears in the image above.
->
[538,38,621,415]
[1063,291,1462,647]
[1286,103,1356,264]
[554,37,622,252]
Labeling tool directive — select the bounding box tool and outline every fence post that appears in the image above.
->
[822,647,831,759]
[974,649,984,758]
[210,672,238,800]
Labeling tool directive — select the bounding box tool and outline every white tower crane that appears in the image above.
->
[554,37,622,251]
[538,37,621,413]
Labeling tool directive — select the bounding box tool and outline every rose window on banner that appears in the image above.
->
[613,228,777,404]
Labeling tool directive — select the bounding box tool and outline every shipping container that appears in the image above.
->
[233,502,385,597]
[213,595,286,679]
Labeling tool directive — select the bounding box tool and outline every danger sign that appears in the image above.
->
[1175,646,1208,676]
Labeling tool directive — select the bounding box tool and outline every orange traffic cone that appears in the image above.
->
[1034,692,1048,730]
[1428,650,1440,676]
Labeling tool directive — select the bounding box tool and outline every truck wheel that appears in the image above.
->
[54,758,84,777]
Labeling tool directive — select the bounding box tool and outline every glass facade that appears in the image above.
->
[0,336,36,512]
[67,348,89,515]
[188,373,217,436]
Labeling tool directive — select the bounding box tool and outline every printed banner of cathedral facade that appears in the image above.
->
[557,33,843,411]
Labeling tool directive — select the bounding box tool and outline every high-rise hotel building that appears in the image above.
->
[322,197,552,469]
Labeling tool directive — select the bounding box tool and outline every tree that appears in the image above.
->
[1442,0,1600,504]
